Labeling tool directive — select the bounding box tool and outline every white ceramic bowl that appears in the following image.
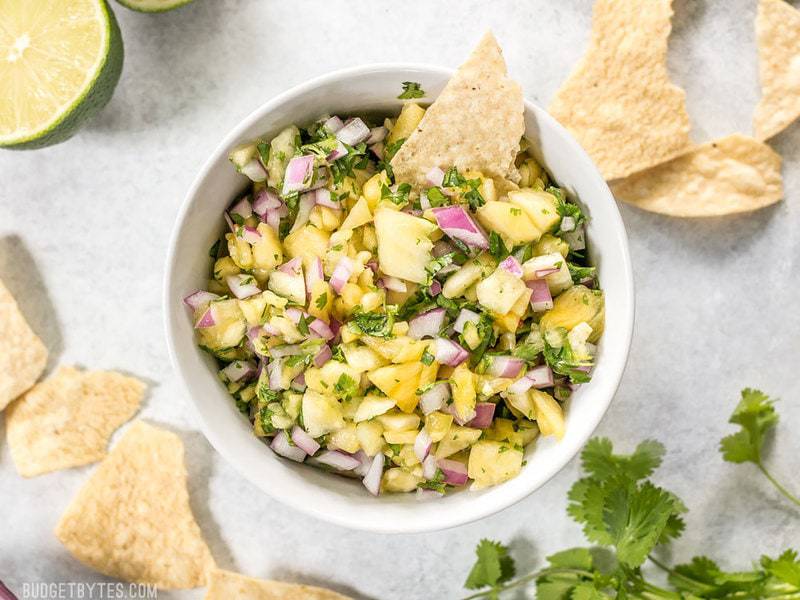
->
[164,64,634,534]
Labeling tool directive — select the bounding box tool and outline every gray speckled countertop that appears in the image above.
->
[1,1,798,598]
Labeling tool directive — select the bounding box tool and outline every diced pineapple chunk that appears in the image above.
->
[425,411,454,442]
[504,391,535,420]
[367,362,423,413]
[450,363,477,422]
[267,270,305,304]
[283,225,330,272]
[435,425,482,458]
[476,201,542,245]
[356,420,385,456]
[508,189,561,234]
[535,233,569,258]
[468,441,523,489]
[530,390,565,439]
[213,256,240,282]
[374,208,436,283]
[238,294,269,327]
[376,411,421,432]
[308,280,332,321]
[361,335,427,363]
[363,172,390,211]
[353,395,396,422]
[387,103,426,146]
[304,361,361,395]
[539,285,605,342]
[383,429,418,445]
[226,233,254,269]
[339,196,373,230]
[251,223,283,271]
[476,266,528,315]
[197,299,246,352]
[329,423,360,453]
[301,390,344,438]
[381,467,421,493]
[343,343,388,372]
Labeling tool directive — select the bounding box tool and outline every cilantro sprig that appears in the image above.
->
[462,396,799,599]
[720,389,800,507]
[398,81,426,99]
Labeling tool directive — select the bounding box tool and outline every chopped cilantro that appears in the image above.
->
[315,292,328,310]
[398,81,426,99]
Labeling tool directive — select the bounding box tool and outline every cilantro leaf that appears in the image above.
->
[426,186,449,207]
[720,388,778,464]
[398,81,426,99]
[488,231,509,262]
[581,438,665,482]
[546,548,594,570]
[464,539,516,591]
[349,308,395,338]
[761,549,800,587]
[381,182,412,206]
[333,373,358,400]
[315,292,328,310]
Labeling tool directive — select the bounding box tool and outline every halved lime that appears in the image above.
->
[0,0,123,150]
[115,0,196,12]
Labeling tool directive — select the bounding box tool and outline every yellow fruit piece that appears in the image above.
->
[362,172,389,211]
[508,189,561,233]
[387,103,426,146]
[382,467,421,493]
[342,343,388,372]
[504,391,535,421]
[530,390,565,439]
[476,201,542,245]
[476,266,528,315]
[368,362,423,413]
[383,430,418,445]
[303,361,361,395]
[226,233,254,269]
[356,421,385,456]
[340,196,373,230]
[540,285,605,342]
[435,425,482,458]
[251,223,283,271]
[353,395,396,422]
[535,233,569,257]
[450,363,477,421]
[376,410,420,432]
[425,411,454,442]
[329,423,360,453]
[338,283,364,312]
[374,208,436,283]
[283,225,329,271]
[213,256,240,282]
[361,336,426,364]
[301,390,344,438]
[468,441,523,489]
[308,280,332,321]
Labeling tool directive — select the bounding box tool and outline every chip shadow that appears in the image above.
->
[0,235,63,375]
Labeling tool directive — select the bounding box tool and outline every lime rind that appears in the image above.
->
[115,0,196,13]
[1,1,124,150]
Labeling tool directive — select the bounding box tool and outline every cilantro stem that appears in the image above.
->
[757,463,800,508]
[459,567,595,600]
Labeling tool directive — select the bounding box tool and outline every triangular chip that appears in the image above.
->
[549,0,692,180]
[205,569,352,600]
[55,421,216,589]
[390,32,524,188]
[611,134,783,217]
[6,366,145,477]
[753,0,800,140]
[0,277,47,410]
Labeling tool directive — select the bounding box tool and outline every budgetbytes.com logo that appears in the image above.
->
[0,581,158,599]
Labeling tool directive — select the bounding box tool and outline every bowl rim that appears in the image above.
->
[164,62,635,533]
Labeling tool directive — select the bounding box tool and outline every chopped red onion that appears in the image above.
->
[432,206,489,250]
[535,267,560,278]
[224,212,236,233]
[564,225,586,251]
[366,126,387,145]
[253,189,282,216]
[240,225,262,244]
[330,256,353,293]
[315,188,340,209]
[230,196,253,220]
[323,115,344,133]
[291,372,307,392]
[183,290,219,310]
[560,216,576,232]
[290,191,317,233]
[282,155,315,195]
[379,276,407,293]
[487,356,525,378]
[315,450,360,471]
[408,308,446,340]
[422,454,438,479]
[499,255,523,278]
[291,425,320,455]
[453,308,480,334]
[194,306,216,329]
[240,159,267,182]
[414,428,432,461]
[336,117,370,146]
[507,376,534,395]
[467,402,496,429]
[305,257,324,296]
[271,430,306,462]
[416,487,444,500]
[528,279,553,312]
[420,382,450,415]
[221,360,257,383]
[444,402,476,426]
[267,358,285,390]
[419,191,432,210]
[264,208,281,232]
[327,141,348,162]
[437,458,468,486]
[352,450,372,477]
[527,364,554,388]
[279,257,303,275]
[426,167,445,187]
[309,318,335,340]
[226,274,261,299]
[269,344,304,358]
[429,280,442,296]
[433,337,469,366]
[362,453,384,496]
[314,344,332,367]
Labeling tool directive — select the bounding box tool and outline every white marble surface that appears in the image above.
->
[1,1,799,598]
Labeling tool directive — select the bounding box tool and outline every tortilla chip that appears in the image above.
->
[205,569,352,600]
[753,0,800,140]
[611,134,783,217]
[0,278,47,411]
[6,366,145,477]
[549,0,692,181]
[390,32,524,188]
[55,421,215,589]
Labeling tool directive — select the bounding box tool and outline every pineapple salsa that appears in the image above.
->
[184,104,604,496]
